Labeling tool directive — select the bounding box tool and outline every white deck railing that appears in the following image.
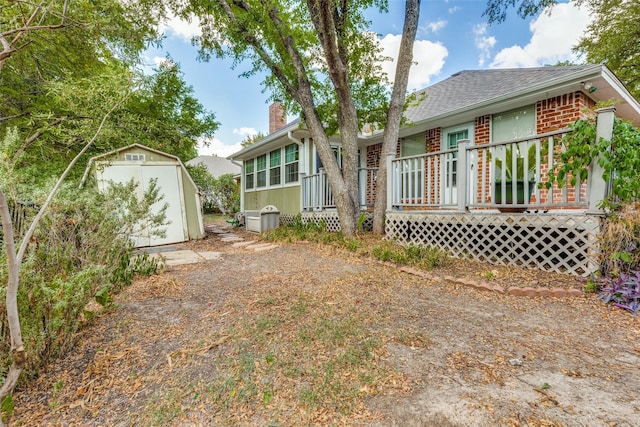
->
[302,167,378,211]
[388,127,596,212]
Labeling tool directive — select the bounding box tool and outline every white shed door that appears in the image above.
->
[98,164,187,247]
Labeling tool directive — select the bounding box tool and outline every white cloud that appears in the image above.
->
[197,137,243,157]
[474,24,496,67]
[426,19,447,33]
[448,6,460,14]
[159,14,201,43]
[232,127,258,137]
[490,3,592,68]
[378,34,448,91]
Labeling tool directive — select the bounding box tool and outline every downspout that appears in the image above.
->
[288,131,305,213]
[229,158,244,213]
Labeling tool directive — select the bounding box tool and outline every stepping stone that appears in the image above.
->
[221,237,244,242]
[245,243,274,250]
[232,241,256,248]
[198,251,223,260]
[252,244,278,252]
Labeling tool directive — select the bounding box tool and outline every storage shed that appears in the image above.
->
[82,144,204,247]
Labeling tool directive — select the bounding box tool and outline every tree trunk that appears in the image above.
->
[373,0,421,235]
[0,189,25,425]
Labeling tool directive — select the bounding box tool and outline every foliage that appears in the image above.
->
[263,220,449,271]
[240,132,266,148]
[0,2,217,188]
[544,116,640,209]
[186,166,239,215]
[483,0,557,24]
[493,142,537,182]
[0,184,164,380]
[598,203,640,275]
[598,271,640,316]
[574,0,640,100]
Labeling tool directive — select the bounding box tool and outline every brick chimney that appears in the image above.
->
[269,101,287,134]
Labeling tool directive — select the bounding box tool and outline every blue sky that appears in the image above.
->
[144,0,591,157]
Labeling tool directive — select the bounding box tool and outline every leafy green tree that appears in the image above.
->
[241,132,266,148]
[144,0,421,236]
[212,173,240,215]
[574,0,640,100]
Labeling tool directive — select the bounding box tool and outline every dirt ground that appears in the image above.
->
[11,223,640,426]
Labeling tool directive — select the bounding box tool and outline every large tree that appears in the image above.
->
[372,0,420,235]
[152,0,417,236]
[484,0,639,99]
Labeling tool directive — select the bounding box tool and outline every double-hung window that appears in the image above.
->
[245,159,255,190]
[269,149,281,186]
[285,143,299,183]
[256,154,267,188]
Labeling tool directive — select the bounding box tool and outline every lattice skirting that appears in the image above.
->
[289,211,373,232]
[386,212,602,277]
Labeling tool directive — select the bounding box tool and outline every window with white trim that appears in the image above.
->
[125,153,145,161]
[269,149,281,186]
[245,159,255,190]
[256,154,267,188]
[284,143,299,183]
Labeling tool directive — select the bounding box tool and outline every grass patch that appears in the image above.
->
[263,220,450,272]
[199,290,404,424]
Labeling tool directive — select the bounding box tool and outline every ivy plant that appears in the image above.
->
[545,115,640,209]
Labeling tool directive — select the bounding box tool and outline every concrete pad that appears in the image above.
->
[152,250,205,266]
[198,251,223,260]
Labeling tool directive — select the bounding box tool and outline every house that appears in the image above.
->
[229,65,640,276]
[186,154,240,179]
[82,144,204,247]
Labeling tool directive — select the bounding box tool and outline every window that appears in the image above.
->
[441,123,474,205]
[285,143,299,183]
[492,105,536,143]
[245,159,254,190]
[125,153,145,161]
[269,149,281,186]
[400,134,426,157]
[256,154,267,188]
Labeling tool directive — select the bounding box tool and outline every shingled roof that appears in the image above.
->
[186,155,241,178]
[404,64,601,123]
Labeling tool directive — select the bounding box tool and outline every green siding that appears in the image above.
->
[180,167,204,239]
[244,186,300,214]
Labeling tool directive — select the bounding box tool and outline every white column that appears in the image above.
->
[587,107,616,214]
[457,139,470,212]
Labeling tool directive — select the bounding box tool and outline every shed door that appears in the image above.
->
[98,164,187,247]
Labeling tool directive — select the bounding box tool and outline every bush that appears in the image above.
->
[0,184,163,380]
[599,271,640,316]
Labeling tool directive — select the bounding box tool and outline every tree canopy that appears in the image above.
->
[0,1,218,192]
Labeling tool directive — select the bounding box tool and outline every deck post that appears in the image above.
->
[457,139,470,212]
[587,107,616,214]
[386,153,395,212]
[300,172,307,212]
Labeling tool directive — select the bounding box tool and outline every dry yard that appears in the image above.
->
[11,225,640,426]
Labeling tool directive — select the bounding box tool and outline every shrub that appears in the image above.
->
[599,271,640,316]
[0,184,163,380]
